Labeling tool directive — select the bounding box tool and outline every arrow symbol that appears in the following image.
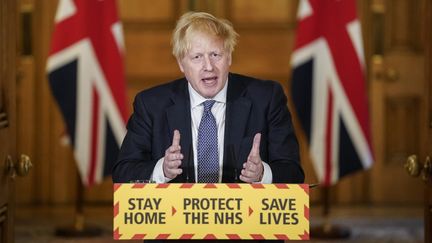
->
[248,206,254,216]
[172,206,177,216]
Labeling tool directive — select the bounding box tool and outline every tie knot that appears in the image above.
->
[203,100,216,113]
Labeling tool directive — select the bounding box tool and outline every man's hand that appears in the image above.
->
[240,133,264,183]
[163,130,183,179]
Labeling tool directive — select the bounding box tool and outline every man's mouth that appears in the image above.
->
[201,76,218,84]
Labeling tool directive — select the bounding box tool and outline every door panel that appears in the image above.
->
[425,0,432,241]
[0,0,17,242]
[369,0,426,204]
[403,0,432,242]
[427,179,432,243]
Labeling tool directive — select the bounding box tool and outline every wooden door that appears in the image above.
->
[368,0,427,204]
[426,157,432,239]
[423,0,431,241]
[427,181,432,242]
[0,0,17,242]
[402,0,432,242]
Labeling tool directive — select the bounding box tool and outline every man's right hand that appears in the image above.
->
[163,130,183,179]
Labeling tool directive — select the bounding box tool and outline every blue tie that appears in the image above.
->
[197,100,219,183]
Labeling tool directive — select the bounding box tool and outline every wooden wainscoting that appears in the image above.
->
[15,0,426,207]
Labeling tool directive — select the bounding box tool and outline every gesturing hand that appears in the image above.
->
[163,130,183,179]
[240,133,264,183]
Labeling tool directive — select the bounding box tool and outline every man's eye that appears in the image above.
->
[211,53,222,59]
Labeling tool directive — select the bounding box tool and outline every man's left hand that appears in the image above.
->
[240,133,264,183]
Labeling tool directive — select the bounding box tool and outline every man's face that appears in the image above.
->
[177,32,231,98]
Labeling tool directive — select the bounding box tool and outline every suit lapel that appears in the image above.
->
[223,74,251,182]
[166,79,195,182]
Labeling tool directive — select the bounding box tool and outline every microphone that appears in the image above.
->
[229,144,240,182]
[309,183,320,188]
[185,143,194,183]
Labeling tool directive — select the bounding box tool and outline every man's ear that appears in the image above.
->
[228,53,232,66]
[177,58,185,73]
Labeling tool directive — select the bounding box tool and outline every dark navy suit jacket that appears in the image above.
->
[113,73,304,184]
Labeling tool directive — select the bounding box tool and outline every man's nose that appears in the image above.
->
[203,55,214,71]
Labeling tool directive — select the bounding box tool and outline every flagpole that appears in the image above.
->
[54,171,102,237]
[310,186,351,239]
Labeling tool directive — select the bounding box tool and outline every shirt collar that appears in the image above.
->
[188,79,228,109]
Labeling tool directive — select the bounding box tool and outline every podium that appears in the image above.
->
[113,183,309,240]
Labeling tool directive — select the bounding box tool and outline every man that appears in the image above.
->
[113,10,304,184]
[113,12,304,242]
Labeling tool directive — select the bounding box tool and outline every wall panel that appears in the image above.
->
[118,0,176,23]
[230,0,297,26]
[16,0,389,206]
[231,31,294,81]
[125,30,180,78]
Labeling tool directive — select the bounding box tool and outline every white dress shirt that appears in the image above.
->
[151,80,272,183]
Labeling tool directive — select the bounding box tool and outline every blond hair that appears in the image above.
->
[171,12,238,59]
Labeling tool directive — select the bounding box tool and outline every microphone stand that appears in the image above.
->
[310,186,350,239]
[55,171,102,237]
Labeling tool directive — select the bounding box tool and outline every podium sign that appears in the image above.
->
[114,183,309,240]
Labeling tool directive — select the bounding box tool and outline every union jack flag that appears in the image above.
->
[47,0,127,186]
[290,0,373,186]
